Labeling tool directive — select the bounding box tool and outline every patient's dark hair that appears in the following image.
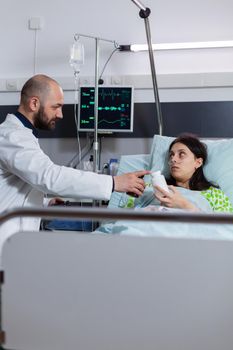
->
[167,134,217,190]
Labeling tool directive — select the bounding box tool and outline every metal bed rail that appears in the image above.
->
[1,206,233,225]
[0,206,233,348]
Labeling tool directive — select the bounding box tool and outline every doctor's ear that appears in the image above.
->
[29,96,40,112]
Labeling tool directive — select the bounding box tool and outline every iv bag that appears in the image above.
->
[69,40,84,73]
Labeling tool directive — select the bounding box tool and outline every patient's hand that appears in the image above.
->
[114,170,150,197]
[155,185,199,211]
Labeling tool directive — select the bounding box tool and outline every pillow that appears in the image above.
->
[149,135,233,205]
[108,154,150,209]
[149,135,174,177]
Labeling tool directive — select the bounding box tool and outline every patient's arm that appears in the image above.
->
[155,185,199,212]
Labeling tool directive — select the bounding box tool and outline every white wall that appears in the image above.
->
[1,0,233,166]
[1,0,233,98]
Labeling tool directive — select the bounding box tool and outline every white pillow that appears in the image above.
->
[149,135,174,177]
[108,154,150,208]
[149,135,233,205]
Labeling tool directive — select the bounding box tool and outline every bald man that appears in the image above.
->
[0,74,148,241]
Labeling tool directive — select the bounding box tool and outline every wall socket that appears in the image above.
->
[6,79,17,91]
[28,17,43,30]
[111,76,124,85]
[79,77,92,85]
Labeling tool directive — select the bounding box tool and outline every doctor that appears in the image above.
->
[0,74,148,242]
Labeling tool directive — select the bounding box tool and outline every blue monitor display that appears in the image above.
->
[78,86,134,133]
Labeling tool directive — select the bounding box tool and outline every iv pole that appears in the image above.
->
[73,33,118,173]
[130,0,163,135]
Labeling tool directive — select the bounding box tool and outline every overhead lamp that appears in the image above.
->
[119,40,233,52]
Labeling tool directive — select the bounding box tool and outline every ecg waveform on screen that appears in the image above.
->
[79,87,133,132]
[98,119,128,125]
[81,105,130,112]
[83,89,131,102]
[81,116,129,129]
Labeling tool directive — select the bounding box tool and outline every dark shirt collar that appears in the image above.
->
[14,111,38,137]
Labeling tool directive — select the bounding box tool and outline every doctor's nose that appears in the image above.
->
[56,107,63,119]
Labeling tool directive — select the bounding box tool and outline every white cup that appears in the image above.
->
[151,171,169,195]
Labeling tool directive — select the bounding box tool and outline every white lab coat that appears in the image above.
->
[0,114,113,249]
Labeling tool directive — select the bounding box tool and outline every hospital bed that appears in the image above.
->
[98,134,233,237]
[1,207,233,350]
[1,134,233,349]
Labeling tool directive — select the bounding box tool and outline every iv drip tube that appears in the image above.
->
[72,33,118,173]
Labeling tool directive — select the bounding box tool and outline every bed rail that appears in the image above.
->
[1,206,233,225]
[1,206,233,350]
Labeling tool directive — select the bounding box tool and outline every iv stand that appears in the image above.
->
[93,37,100,174]
[131,0,163,135]
[73,33,118,173]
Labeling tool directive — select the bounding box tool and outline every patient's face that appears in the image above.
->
[168,142,203,184]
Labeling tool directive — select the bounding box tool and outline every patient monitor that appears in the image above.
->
[78,86,134,133]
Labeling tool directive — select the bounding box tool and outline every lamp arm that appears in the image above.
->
[144,17,163,135]
[130,0,146,11]
[130,1,163,135]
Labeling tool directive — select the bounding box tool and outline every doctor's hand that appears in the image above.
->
[113,170,150,197]
[48,197,65,206]
[155,185,199,211]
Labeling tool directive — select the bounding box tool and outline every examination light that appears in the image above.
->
[119,40,233,52]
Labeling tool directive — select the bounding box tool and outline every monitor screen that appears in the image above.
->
[78,86,134,133]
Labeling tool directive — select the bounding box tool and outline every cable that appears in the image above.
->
[68,136,93,168]
[99,136,103,170]
[73,74,82,169]
[98,46,119,83]
[68,35,90,169]
[66,74,83,169]
[33,29,38,74]
[68,38,119,169]
[67,73,94,170]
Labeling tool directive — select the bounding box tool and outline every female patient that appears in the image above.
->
[155,134,233,212]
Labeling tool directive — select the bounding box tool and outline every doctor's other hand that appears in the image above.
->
[113,170,150,197]
[48,197,65,206]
